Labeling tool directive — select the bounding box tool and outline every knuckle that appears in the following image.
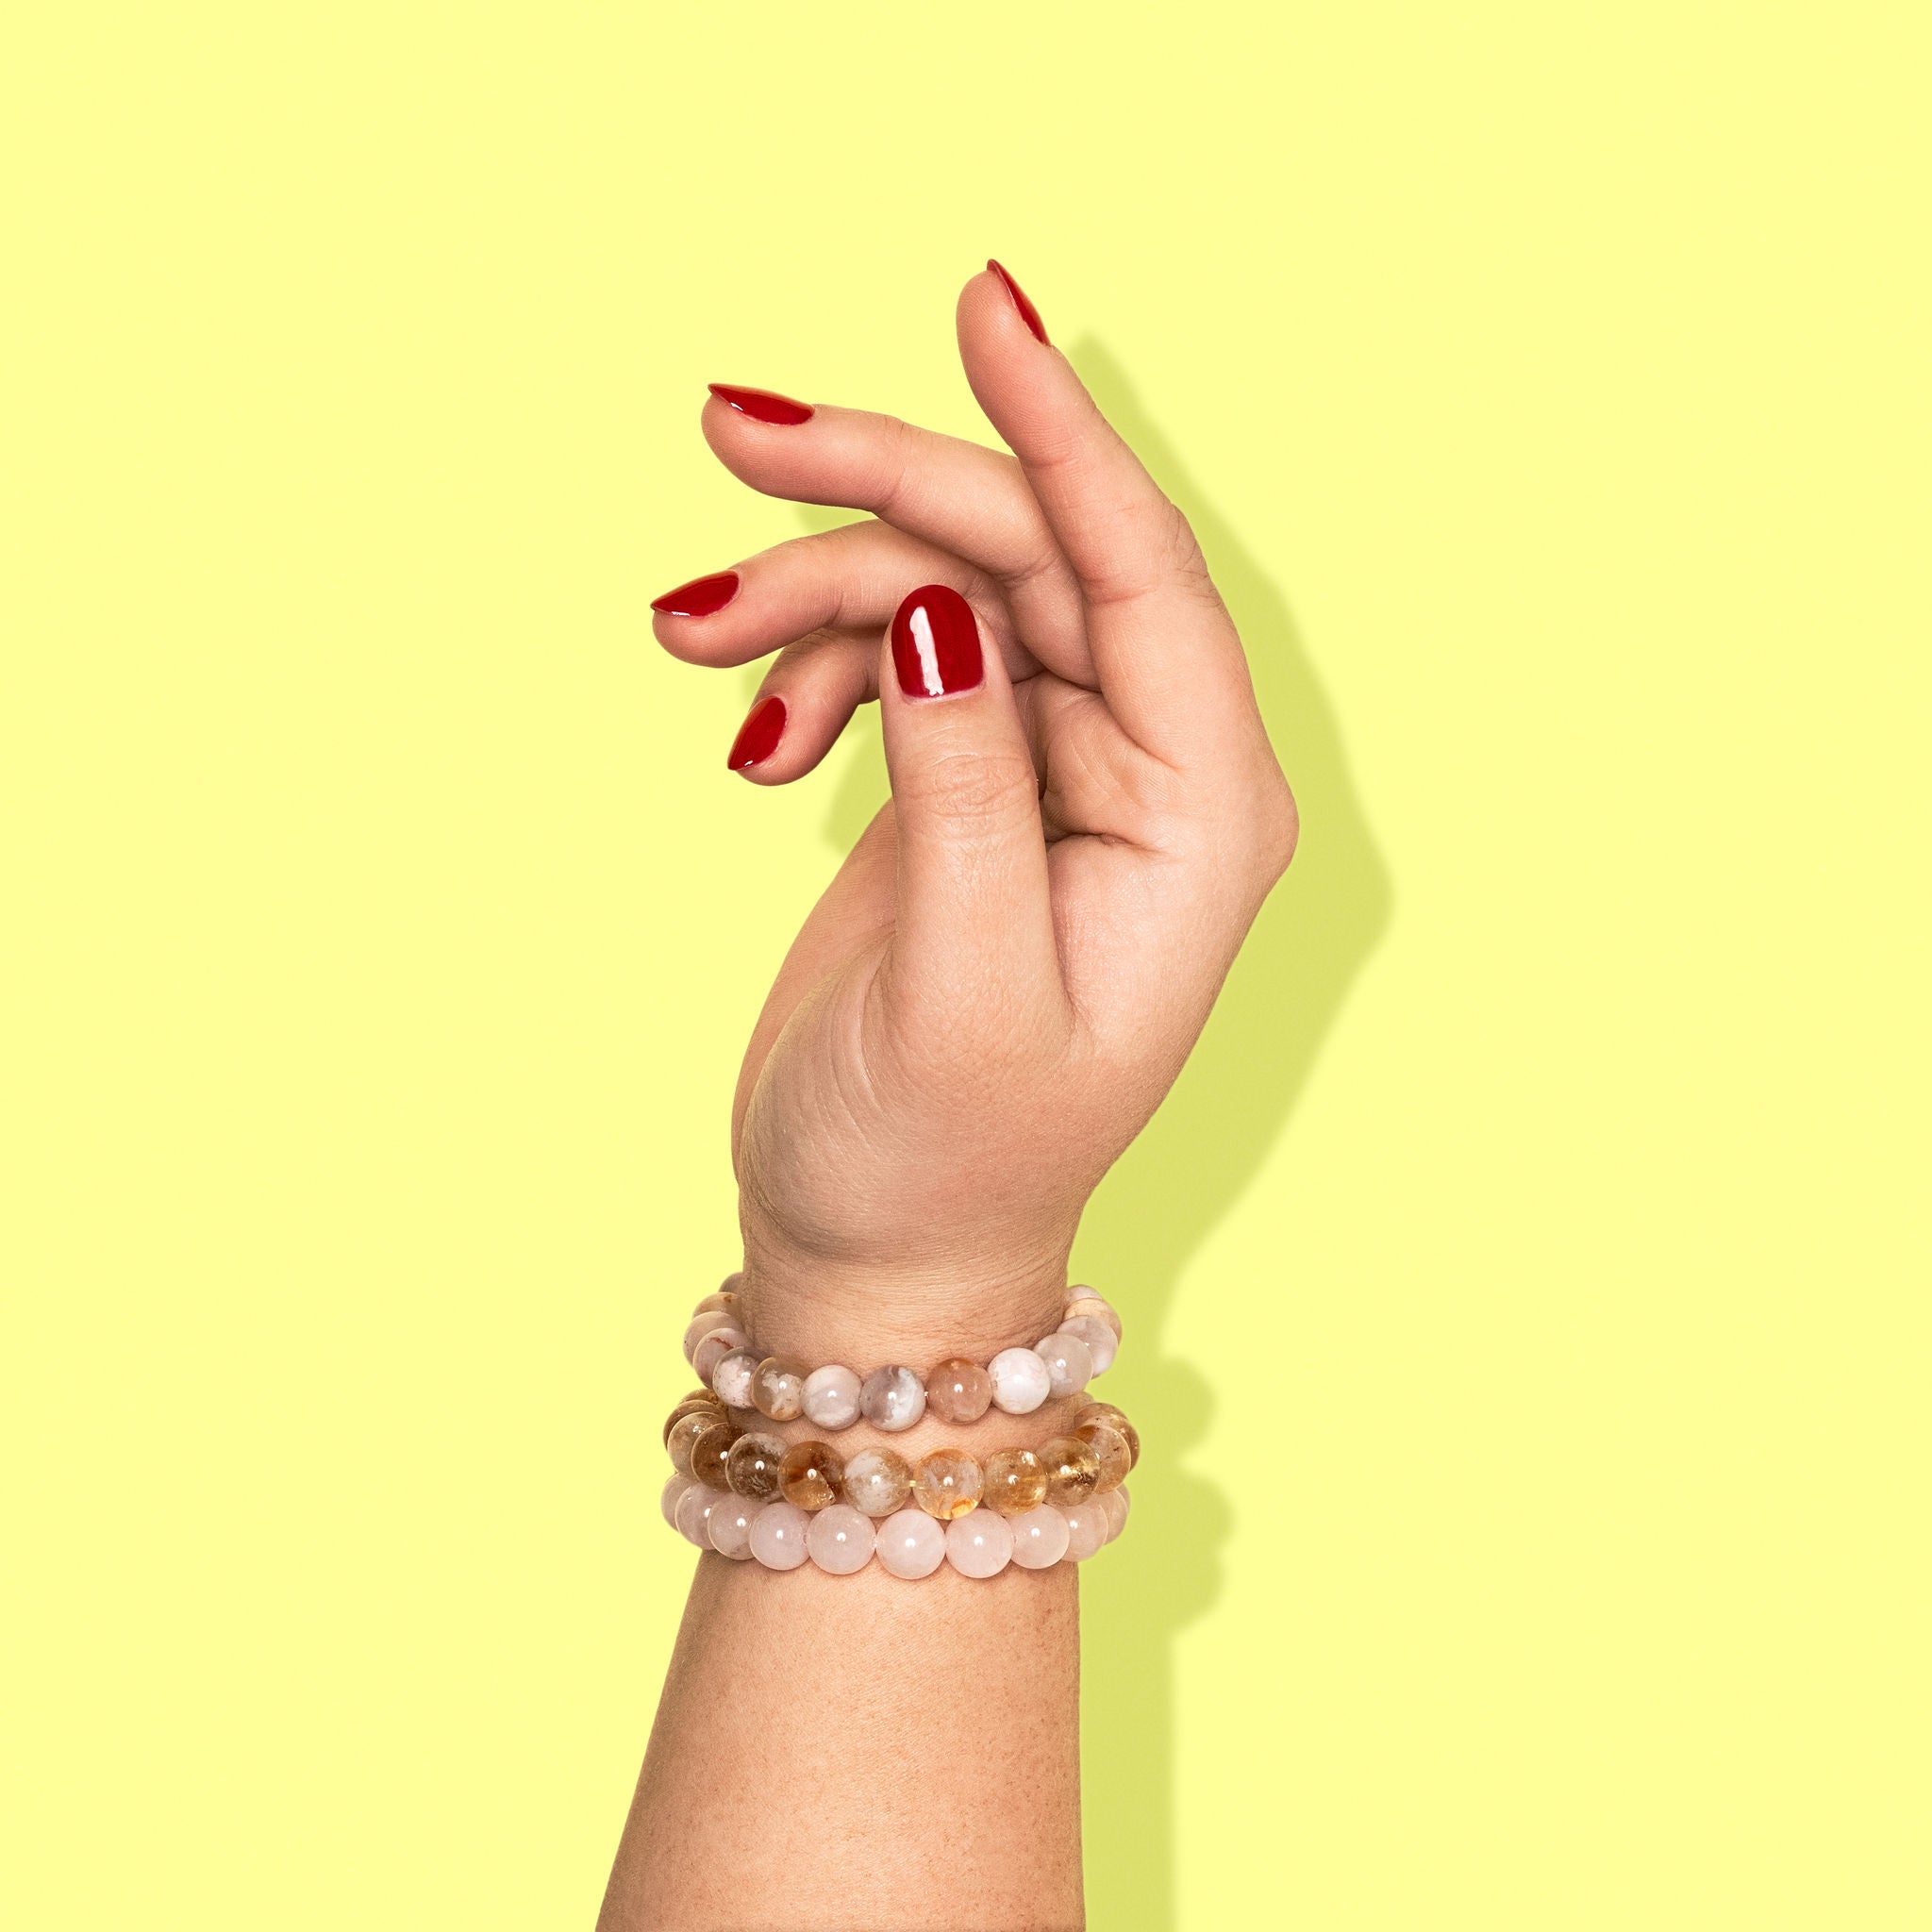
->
[1257,771,1300,879]
[908,749,1038,827]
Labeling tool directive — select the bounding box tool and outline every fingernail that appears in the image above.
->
[708,383,814,425]
[891,585,984,699]
[987,259,1049,345]
[652,570,739,617]
[727,694,787,771]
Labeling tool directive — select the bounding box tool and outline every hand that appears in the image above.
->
[653,266,1297,1361]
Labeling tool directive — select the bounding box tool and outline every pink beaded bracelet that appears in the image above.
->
[680,1279,1124,1429]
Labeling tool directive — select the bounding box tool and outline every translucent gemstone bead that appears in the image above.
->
[1098,1486,1131,1543]
[691,1280,741,1318]
[945,1511,1014,1578]
[911,1448,983,1520]
[748,1502,810,1570]
[1009,1505,1071,1569]
[666,1410,713,1477]
[777,1440,844,1510]
[692,1327,745,1382]
[983,1447,1049,1515]
[1075,1402,1139,1468]
[674,1483,722,1548]
[725,1431,788,1502]
[988,1346,1052,1415]
[750,1357,807,1422]
[800,1363,862,1431]
[710,1349,760,1410]
[924,1357,993,1424]
[874,1508,946,1579]
[684,1313,742,1364]
[842,1447,913,1518]
[691,1420,740,1490]
[707,1494,758,1560]
[1039,1435,1100,1507]
[1074,1421,1131,1493]
[1062,1291,1122,1341]
[1059,1502,1108,1561]
[858,1365,926,1432]
[662,1391,724,1444]
[660,1474,692,1531]
[1056,1315,1117,1375]
[806,1504,876,1575]
[1032,1331,1093,1399]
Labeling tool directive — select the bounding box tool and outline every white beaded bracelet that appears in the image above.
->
[681,1280,1124,1431]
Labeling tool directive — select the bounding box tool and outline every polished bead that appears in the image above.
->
[710,1349,760,1410]
[806,1504,876,1574]
[662,1391,724,1444]
[1062,1291,1122,1340]
[691,1420,739,1489]
[1059,1502,1108,1561]
[1076,1402,1139,1468]
[1033,1331,1093,1398]
[692,1327,746,1382]
[1099,1486,1131,1542]
[777,1440,844,1510]
[660,1474,691,1531]
[707,1494,758,1560]
[750,1357,807,1422]
[1074,1421,1131,1493]
[748,1502,810,1570]
[924,1357,993,1424]
[666,1409,712,1477]
[842,1447,913,1518]
[983,1446,1049,1515]
[874,1508,946,1579]
[683,1312,741,1364]
[724,1431,787,1502]
[858,1364,926,1432]
[911,1448,983,1520]
[674,1483,721,1548]
[945,1511,1014,1577]
[1039,1435,1101,1507]
[988,1345,1052,1415]
[1009,1504,1071,1568]
[800,1363,862,1431]
[1056,1314,1117,1375]
[690,1287,740,1319]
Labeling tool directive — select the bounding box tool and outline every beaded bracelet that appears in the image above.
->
[680,1280,1124,1429]
[661,1477,1132,1578]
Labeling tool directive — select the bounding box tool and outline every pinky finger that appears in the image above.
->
[724,627,878,785]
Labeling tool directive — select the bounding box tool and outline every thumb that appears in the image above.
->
[876,583,1064,1035]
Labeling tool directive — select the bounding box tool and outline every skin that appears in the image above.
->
[598,268,1296,1930]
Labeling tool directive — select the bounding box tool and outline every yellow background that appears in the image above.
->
[4,4,1927,1925]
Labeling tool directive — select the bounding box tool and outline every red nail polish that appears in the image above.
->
[987,259,1049,345]
[727,694,787,770]
[652,570,739,617]
[707,383,814,425]
[891,585,983,699]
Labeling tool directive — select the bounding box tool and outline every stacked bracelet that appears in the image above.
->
[680,1281,1124,1429]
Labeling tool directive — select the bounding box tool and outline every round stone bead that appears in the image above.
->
[1056,1315,1117,1375]
[1039,1435,1101,1507]
[988,1345,1052,1416]
[662,1391,723,1444]
[666,1410,713,1478]
[659,1474,692,1531]
[1033,1330,1093,1399]
[725,1431,787,1502]
[1099,1486,1131,1543]
[777,1441,844,1510]
[710,1349,760,1411]
[692,1327,746,1383]
[690,1287,741,1319]
[842,1447,914,1518]
[858,1365,926,1432]
[945,1511,1014,1578]
[748,1502,811,1570]
[1062,1291,1122,1341]
[1009,1505,1072,1569]
[683,1312,743,1364]
[911,1448,983,1520]
[1076,1402,1140,1469]
[1074,1421,1131,1494]
[800,1363,862,1432]
[691,1419,740,1490]
[983,1447,1049,1515]
[806,1505,876,1575]
[750,1357,807,1423]
[674,1483,722,1548]
[707,1494,758,1560]
[924,1357,993,1424]
[1059,1502,1108,1561]
[874,1508,947,1579]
